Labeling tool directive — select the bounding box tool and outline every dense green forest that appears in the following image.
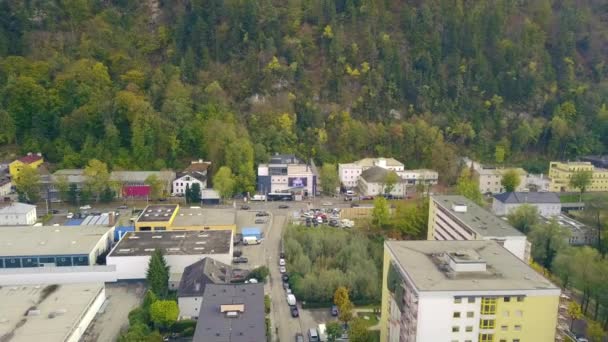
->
[1,0,608,192]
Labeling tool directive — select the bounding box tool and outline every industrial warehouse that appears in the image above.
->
[133,204,237,232]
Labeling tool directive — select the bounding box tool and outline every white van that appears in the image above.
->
[286,294,296,306]
[242,236,260,245]
[317,324,327,341]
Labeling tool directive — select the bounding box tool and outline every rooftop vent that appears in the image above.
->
[220,304,245,313]
[452,203,468,213]
[226,311,239,318]
[447,250,486,273]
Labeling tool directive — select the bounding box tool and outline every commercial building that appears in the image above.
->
[0,226,113,268]
[111,170,176,198]
[428,195,529,261]
[178,258,249,319]
[339,158,404,188]
[106,230,233,280]
[492,192,561,217]
[0,202,37,225]
[133,204,236,232]
[473,167,528,194]
[380,240,560,342]
[0,177,11,197]
[549,161,608,192]
[358,166,406,197]
[173,159,211,196]
[257,154,317,198]
[9,153,44,179]
[548,214,597,246]
[193,283,266,342]
[0,283,106,342]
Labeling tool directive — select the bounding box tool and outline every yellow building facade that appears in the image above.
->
[9,154,44,180]
[549,161,608,192]
[134,204,236,233]
[380,240,560,342]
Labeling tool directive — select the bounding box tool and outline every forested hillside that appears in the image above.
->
[1,0,608,192]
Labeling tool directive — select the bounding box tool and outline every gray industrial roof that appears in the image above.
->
[0,283,104,342]
[173,208,236,227]
[493,192,560,204]
[360,166,403,183]
[178,258,240,297]
[0,202,36,215]
[0,226,112,257]
[109,230,232,257]
[432,195,523,237]
[386,240,559,292]
[110,170,176,183]
[193,284,265,342]
[137,204,179,222]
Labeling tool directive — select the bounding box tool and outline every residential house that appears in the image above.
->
[492,192,561,217]
[0,178,11,197]
[473,167,528,194]
[9,153,43,179]
[398,169,439,186]
[0,202,37,225]
[172,160,211,196]
[339,157,404,188]
[358,166,406,197]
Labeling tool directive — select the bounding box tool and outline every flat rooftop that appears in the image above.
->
[137,204,178,222]
[433,195,523,237]
[0,226,112,257]
[194,284,265,342]
[0,283,104,342]
[386,240,558,292]
[172,208,236,227]
[109,230,232,257]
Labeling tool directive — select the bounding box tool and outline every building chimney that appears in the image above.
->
[195,282,201,292]
[376,158,387,168]
[108,212,116,226]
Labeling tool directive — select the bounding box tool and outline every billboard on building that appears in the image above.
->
[288,177,307,188]
[122,185,151,197]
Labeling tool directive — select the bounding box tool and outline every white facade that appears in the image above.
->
[179,296,203,319]
[338,163,362,188]
[475,168,528,194]
[338,158,404,189]
[0,203,37,225]
[107,253,232,280]
[0,180,11,196]
[358,177,406,197]
[269,164,316,194]
[415,294,481,342]
[398,169,439,185]
[492,201,561,217]
[172,175,206,196]
[67,286,106,342]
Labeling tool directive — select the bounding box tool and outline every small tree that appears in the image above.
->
[67,183,78,205]
[185,184,191,203]
[320,163,339,195]
[13,164,41,203]
[249,266,269,282]
[54,174,69,202]
[213,166,235,200]
[507,204,539,234]
[372,196,390,229]
[570,170,593,202]
[587,320,605,342]
[333,286,350,308]
[146,249,170,298]
[348,317,371,342]
[145,174,164,200]
[501,169,521,192]
[189,183,201,203]
[338,300,353,325]
[326,321,342,342]
[100,186,115,203]
[529,219,571,269]
[567,301,582,330]
[84,159,110,202]
[150,300,179,329]
[383,171,400,195]
[455,168,483,205]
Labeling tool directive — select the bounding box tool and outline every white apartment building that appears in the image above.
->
[0,178,11,196]
[428,195,529,261]
[0,202,37,225]
[358,167,407,197]
[492,192,561,217]
[398,169,439,185]
[339,158,404,188]
[473,167,528,194]
[381,240,560,342]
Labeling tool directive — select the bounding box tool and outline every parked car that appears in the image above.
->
[66,212,74,219]
[279,266,287,273]
[278,204,289,209]
[283,282,290,290]
[279,252,285,259]
[331,305,339,316]
[295,333,304,342]
[350,203,360,208]
[282,274,289,282]
[233,233,243,245]
[79,205,91,210]
[233,250,243,257]
[279,258,286,266]
[256,211,270,217]
[233,257,249,264]
[117,205,128,209]
[291,306,299,317]
[50,209,59,214]
[240,205,250,210]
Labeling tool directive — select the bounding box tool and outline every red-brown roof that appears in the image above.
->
[17,155,42,164]
[184,161,211,173]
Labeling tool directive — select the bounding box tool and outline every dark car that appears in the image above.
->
[233,257,249,264]
[233,250,243,257]
[350,203,360,208]
[279,252,285,259]
[50,209,59,214]
[291,306,299,317]
[282,274,289,282]
[256,211,270,217]
[331,305,339,316]
[278,204,289,209]
[233,234,243,245]
[240,205,250,210]
[295,333,304,342]
[283,282,290,290]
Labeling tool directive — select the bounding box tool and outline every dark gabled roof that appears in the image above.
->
[193,284,265,342]
[177,171,207,182]
[178,258,233,297]
[360,166,402,183]
[493,192,560,204]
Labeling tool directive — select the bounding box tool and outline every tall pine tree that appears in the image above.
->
[146,249,170,299]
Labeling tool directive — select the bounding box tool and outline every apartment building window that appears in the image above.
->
[452,326,460,332]
[465,326,473,332]
[454,297,462,304]
[453,312,461,318]
[481,298,497,315]
[502,310,509,317]
[514,310,523,317]
[514,325,521,331]
[516,296,525,302]
[513,339,520,342]
[500,340,506,342]
[479,334,494,342]
[500,325,508,331]
[480,319,495,330]
[503,296,510,302]
[467,311,474,318]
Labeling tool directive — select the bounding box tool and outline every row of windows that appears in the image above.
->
[453,311,475,318]
[453,297,477,304]
[449,338,520,342]
[0,255,89,268]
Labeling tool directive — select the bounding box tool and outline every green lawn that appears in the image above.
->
[356,312,379,327]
